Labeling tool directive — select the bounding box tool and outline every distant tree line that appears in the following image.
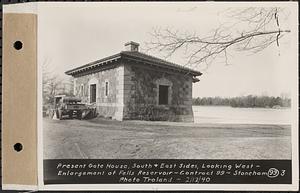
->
[193,95,291,108]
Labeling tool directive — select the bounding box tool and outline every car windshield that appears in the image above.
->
[66,101,84,105]
[63,97,81,103]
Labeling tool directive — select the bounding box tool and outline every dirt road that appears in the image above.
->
[43,118,291,159]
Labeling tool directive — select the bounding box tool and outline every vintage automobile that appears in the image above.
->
[48,95,96,120]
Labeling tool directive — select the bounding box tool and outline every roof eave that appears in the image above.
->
[121,53,202,77]
[65,51,203,77]
[65,54,121,76]
[192,77,200,83]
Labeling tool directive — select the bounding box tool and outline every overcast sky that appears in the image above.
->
[38,2,297,98]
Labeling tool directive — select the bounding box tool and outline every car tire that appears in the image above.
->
[48,110,54,119]
[77,111,82,120]
[57,110,62,120]
[69,111,73,119]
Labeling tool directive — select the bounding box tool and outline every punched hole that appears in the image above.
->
[14,143,23,152]
[13,41,23,50]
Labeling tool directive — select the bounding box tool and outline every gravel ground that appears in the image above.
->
[43,118,291,159]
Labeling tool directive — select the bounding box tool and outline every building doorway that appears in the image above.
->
[90,84,96,103]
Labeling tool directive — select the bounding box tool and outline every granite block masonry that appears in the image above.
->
[65,41,202,122]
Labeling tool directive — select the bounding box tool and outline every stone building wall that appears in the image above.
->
[73,60,194,122]
[123,61,194,122]
[73,64,124,120]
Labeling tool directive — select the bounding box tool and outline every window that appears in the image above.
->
[90,84,96,103]
[80,85,84,96]
[159,85,169,105]
[105,81,109,97]
[156,78,172,106]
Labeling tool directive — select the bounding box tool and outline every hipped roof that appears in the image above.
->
[65,51,202,77]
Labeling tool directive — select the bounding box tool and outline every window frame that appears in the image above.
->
[158,85,169,105]
[156,78,173,106]
[105,81,109,97]
[80,84,84,97]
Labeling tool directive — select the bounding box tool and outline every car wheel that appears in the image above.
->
[56,110,62,120]
[69,111,73,119]
[48,110,54,119]
[77,111,82,120]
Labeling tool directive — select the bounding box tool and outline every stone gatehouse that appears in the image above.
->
[65,41,202,122]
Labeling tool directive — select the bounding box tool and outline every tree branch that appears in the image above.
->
[145,7,291,68]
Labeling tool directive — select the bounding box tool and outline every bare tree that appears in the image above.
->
[145,7,291,69]
[42,58,73,105]
[42,59,61,105]
[60,77,74,97]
